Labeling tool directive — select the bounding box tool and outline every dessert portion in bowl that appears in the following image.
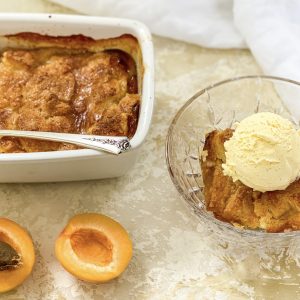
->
[201,112,300,233]
[0,33,142,153]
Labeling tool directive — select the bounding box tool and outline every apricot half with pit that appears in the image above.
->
[55,213,133,283]
[0,218,35,293]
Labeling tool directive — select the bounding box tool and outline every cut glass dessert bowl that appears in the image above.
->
[166,75,300,247]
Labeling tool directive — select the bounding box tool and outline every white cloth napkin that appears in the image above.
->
[50,0,300,117]
[50,0,245,48]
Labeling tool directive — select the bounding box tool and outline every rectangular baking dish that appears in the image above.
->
[0,13,154,182]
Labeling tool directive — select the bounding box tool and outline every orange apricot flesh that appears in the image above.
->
[55,213,133,283]
[0,218,35,293]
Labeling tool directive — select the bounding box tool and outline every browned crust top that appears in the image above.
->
[0,33,142,153]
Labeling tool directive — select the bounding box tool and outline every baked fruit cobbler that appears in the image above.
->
[201,129,300,233]
[0,33,142,153]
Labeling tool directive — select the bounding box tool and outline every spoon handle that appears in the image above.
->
[0,130,131,155]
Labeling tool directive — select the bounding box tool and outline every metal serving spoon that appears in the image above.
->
[0,130,131,155]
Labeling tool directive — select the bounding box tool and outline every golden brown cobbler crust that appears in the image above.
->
[201,129,300,233]
[0,33,141,153]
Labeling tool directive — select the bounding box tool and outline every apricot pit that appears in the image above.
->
[0,218,35,293]
[55,213,133,283]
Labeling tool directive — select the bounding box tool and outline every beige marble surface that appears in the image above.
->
[0,1,298,299]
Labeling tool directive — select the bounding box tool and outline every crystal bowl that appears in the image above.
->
[166,75,300,247]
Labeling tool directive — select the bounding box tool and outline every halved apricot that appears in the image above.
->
[55,213,133,283]
[0,218,35,293]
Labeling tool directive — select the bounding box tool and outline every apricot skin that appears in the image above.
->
[55,213,133,283]
[0,218,35,293]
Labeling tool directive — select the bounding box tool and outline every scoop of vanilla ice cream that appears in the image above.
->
[222,112,300,192]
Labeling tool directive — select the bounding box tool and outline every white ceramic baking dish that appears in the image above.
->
[0,13,154,182]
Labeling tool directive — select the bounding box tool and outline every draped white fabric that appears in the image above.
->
[50,0,245,48]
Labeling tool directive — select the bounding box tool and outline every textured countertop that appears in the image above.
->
[0,1,297,300]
